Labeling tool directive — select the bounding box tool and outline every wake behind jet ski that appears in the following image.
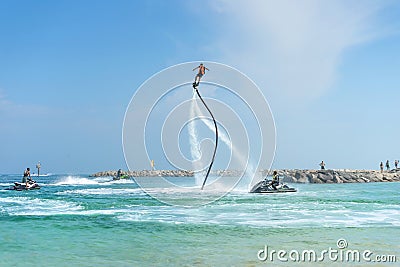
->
[250,171,296,193]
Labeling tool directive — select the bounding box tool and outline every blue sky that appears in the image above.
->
[1,0,399,173]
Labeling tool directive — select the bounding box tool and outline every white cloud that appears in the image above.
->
[209,0,396,103]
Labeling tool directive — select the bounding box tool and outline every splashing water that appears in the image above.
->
[192,97,256,190]
[189,92,203,186]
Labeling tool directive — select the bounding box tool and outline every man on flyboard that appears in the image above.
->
[192,63,209,88]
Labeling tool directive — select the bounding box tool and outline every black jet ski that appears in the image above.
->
[250,179,296,193]
[7,179,40,191]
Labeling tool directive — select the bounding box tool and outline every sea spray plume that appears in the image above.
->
[189,92,203,186]
[52,175,98,185]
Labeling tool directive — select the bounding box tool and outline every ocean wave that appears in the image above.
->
[28,173,52,177]
[2,193,398,227]
[115,201,400,228]
[106,179,135,184]
[0,196,134,216]
[50,175,99,186]
[1,196,83,216]
[56,188,144,195]
[48,175,135,186]
[116,211,400,228]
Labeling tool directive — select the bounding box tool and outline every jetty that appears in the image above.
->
[270,169,400,183]
[90,169,400,183]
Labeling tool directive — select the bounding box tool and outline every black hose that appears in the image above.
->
[194,87,218,190]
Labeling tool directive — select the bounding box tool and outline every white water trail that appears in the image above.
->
[189,92,203,186]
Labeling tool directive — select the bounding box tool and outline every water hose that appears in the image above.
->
[194,87,218,190]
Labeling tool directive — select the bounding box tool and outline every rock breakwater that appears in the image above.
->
[271,169,400,183]
[91,169,400,183]
[90,170,194,177]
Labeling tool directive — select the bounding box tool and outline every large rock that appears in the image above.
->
[310,176,323,183]
[317,171,334,183]
[296,172,309,183]
[281,175,297,183]
[332,174,342,183]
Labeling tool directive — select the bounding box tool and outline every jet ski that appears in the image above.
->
[250,179,297,193]
[113,174,130,181]
[7,179,40,191]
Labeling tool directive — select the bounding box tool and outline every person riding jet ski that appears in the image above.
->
[6,167,40,190]
[250,170,296,193]
[268,170,279,190]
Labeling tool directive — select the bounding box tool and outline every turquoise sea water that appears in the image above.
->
[0,174,399,266]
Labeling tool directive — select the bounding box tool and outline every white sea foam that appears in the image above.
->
[115,198,400,228]
[2,178,398,228]
[1,196,134,216]
[78,209,132,216]
[92,177,113,183]
[57,188,143,195]
[143,186,225,194]
[90,177,135,185]
[189,92,203,186]
[1,196,83,216]
[103,179,135,185]
[29,173,52,177]
[50,175,99,186]
[2,192,398,227]
[50,175,135,186]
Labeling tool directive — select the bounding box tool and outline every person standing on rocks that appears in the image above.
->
[380,162,384,173]
[395,160,399,169]
[385,160,390,171]
[319,161,326,170]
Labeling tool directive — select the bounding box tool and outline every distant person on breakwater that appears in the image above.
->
[380,162,384,173]
[386,160,390,171]
[319,161,326,170]
[395,160,399,169]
